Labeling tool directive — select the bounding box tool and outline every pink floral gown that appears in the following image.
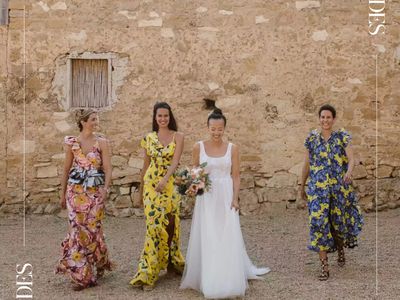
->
[55,136,113,287]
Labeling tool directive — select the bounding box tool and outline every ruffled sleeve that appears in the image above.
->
[338,128,352,148]
[140,134,149,154]
[304,130,317,152]
[64,136,77,146]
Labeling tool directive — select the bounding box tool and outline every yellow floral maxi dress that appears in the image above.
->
[130,132,185,286]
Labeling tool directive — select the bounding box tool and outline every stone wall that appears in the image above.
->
[1,0,399,217]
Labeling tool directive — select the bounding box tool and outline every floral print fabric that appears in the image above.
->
[130,132,184,287]
[305,128,363,252]
[55,136,112,287]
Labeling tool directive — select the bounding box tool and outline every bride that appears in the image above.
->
[180,108,270,299]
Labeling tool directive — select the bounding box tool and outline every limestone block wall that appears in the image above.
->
[0,0,399,217]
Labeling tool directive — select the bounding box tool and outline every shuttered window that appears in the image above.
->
[0,0,8,25]
[70,59,110,108]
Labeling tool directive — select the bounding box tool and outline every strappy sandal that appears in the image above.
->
[97,268,105,278]
[319,257,329,281]
[97,261,115,279]
[130,282,143,289]
[338,248,345,267]
[72,284,85,291]
[167,262,183,276]
[72,282,96,291]
[142,284,155,291]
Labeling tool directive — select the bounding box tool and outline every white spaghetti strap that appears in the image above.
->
[228,142,232,156]
[198,141,204,155]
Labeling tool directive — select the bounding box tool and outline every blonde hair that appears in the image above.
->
[75,109,97,131]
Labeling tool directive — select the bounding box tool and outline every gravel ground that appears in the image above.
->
[1,209,399,300]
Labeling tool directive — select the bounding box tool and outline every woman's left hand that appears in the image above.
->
[155,177,168,193]
[231,199,240,211]
[343,171,353,184]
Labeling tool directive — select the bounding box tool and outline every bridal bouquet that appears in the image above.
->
[174,163,211,197]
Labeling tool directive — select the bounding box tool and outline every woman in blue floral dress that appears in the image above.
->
[300,104,363,281]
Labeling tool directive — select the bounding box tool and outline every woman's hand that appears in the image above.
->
[155,177,168,193]
[60,194,67,209]
[99,186,109,200]
[231,199,240,211]
[343,171,353,184]
[300,185,307,201]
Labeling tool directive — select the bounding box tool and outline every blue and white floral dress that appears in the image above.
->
[304,128,363,252]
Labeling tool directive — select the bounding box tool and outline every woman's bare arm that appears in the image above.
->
[60,144,73,208]
[300,151,310,200]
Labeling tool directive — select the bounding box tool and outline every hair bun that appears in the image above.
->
[212,108,223,115]
[207,107,227,126]
[75,109,85,123]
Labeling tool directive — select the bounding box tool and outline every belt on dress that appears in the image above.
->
[68,168,105,190]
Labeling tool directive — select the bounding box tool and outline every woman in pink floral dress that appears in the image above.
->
[56,109,113,290]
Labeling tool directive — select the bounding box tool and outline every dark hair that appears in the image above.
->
[152,102,178,132]
[318,104,336,119]
[75,109,97,132]
[207,108,227,126]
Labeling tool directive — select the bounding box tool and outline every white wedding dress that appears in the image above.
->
[180,141,270,299]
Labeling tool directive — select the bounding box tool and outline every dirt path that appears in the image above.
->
[1,210,398,299]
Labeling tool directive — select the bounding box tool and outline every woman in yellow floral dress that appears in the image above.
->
[300,104,363,281]
[130,102,185,290]
[56,109,113,290]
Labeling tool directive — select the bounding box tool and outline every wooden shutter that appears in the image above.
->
[0,0,8,25]
[71,59,109,108]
